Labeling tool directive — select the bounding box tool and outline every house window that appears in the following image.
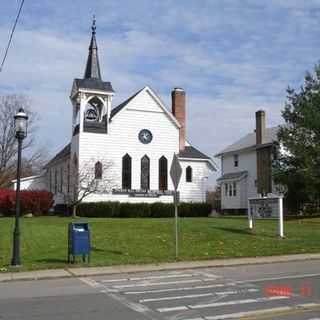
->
[229,183,233,197]
[54,169,57,194]
[234,154,239,167]
[141,155,150,190]
[122,154,132,189]
[67,163,70,193]
[49,170,52,192]
[233,182,237,196]
[60,167,63,192]
[95,161,102,179]
[186,166,192,182]
[225,183,228,196]
[159,156,168,191]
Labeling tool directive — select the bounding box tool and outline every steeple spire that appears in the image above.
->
[84,16,102,80]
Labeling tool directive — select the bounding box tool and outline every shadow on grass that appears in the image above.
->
[213,226,275,238]
[35,258,67,264]
[91,246,124,255]
[213,226,255,236]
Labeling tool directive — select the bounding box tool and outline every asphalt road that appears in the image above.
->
[1,260,320,319]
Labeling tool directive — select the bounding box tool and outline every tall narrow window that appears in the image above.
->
[122,154,132,189]
[60,167,63,192]
[225,183,228,197]
[229,183,233,197]
[49,170,52,192]
[95,161,102,179]
[141,155,150,190]
[233,182,237,196]
[234,154,239,167]
[186,166,192,182]
[67,163,70,193]
[159,156,168,191]
[54,169,57,194]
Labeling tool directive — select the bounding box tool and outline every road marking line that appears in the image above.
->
[140,292,213,303]
[157,296,289,313]
[101,273,193,283]
[190,296,289,310]
[238,272,320,284]
[183,306,293,320]
[158,306,189,312]
[114,278,217,289]
[78,277,103,288]
[139,288,259,303]
[125,282,238,295]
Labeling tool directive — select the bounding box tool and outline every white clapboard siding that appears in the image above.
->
[41,87,213,205]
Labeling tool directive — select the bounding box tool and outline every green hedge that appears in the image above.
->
[77,202,212,218]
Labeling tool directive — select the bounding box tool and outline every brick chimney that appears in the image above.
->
[255,110,271,195]
[171,88,186,151]
[256,110,266,145]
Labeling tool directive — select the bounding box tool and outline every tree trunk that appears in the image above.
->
[72,205,77,218]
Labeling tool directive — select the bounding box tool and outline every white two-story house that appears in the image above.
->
[215,110,280,212]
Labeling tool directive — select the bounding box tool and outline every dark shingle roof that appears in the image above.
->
[178,146,210,160]
[217,171,248,182]
[44,143,71,169]
[110,88,144,118]
[215,126,279,157]
[74,78,114,92]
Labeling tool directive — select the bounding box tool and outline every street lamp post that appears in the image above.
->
[11,108,28,267]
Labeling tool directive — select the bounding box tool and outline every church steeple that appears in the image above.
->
[84,16,102,80]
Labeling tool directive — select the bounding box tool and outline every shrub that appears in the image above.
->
[0,189,54,216]
[76,201,212,218]
[77,202,121,218]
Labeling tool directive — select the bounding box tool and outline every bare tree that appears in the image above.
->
[58,158,116,217]
[0,94,39,187]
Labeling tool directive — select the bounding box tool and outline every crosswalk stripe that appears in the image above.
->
[124,282,238,295]
[139,288,259,303]
[101,273,193,283]
[114,278,217,289]
[183,306,293,320]
[157,296,289,313]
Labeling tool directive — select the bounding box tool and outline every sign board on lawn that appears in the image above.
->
[248,195,284,238]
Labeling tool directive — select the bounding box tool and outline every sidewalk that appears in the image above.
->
[1,253,320,283]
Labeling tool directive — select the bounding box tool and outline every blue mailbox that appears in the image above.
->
[68,222,91,263]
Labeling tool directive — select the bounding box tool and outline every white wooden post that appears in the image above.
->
[278,196,284,238]
[248,199,253,230]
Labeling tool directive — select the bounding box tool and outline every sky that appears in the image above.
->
[1,0,320,187]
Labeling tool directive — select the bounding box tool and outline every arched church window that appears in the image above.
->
[85,97,102,122]
[186,166,192,182]
[141,155,150,190]
[122,154,132,190]
[159,156,168,191]
[95,161,102,179]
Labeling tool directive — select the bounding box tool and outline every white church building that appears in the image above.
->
[21,20,215,205]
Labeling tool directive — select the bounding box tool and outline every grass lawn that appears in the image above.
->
[1,216,320,271]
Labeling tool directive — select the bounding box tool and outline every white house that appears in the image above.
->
[21,20,216,205]
[215,110,280,212]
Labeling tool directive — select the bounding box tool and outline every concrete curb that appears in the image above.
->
[1,253,320,283]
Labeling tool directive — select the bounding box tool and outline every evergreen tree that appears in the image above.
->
[274,64,320,213]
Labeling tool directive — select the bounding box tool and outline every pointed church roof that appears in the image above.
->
[72,17,114,95]
[84,17,101,80]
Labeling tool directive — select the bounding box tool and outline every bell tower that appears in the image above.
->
[70,17,114,137]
